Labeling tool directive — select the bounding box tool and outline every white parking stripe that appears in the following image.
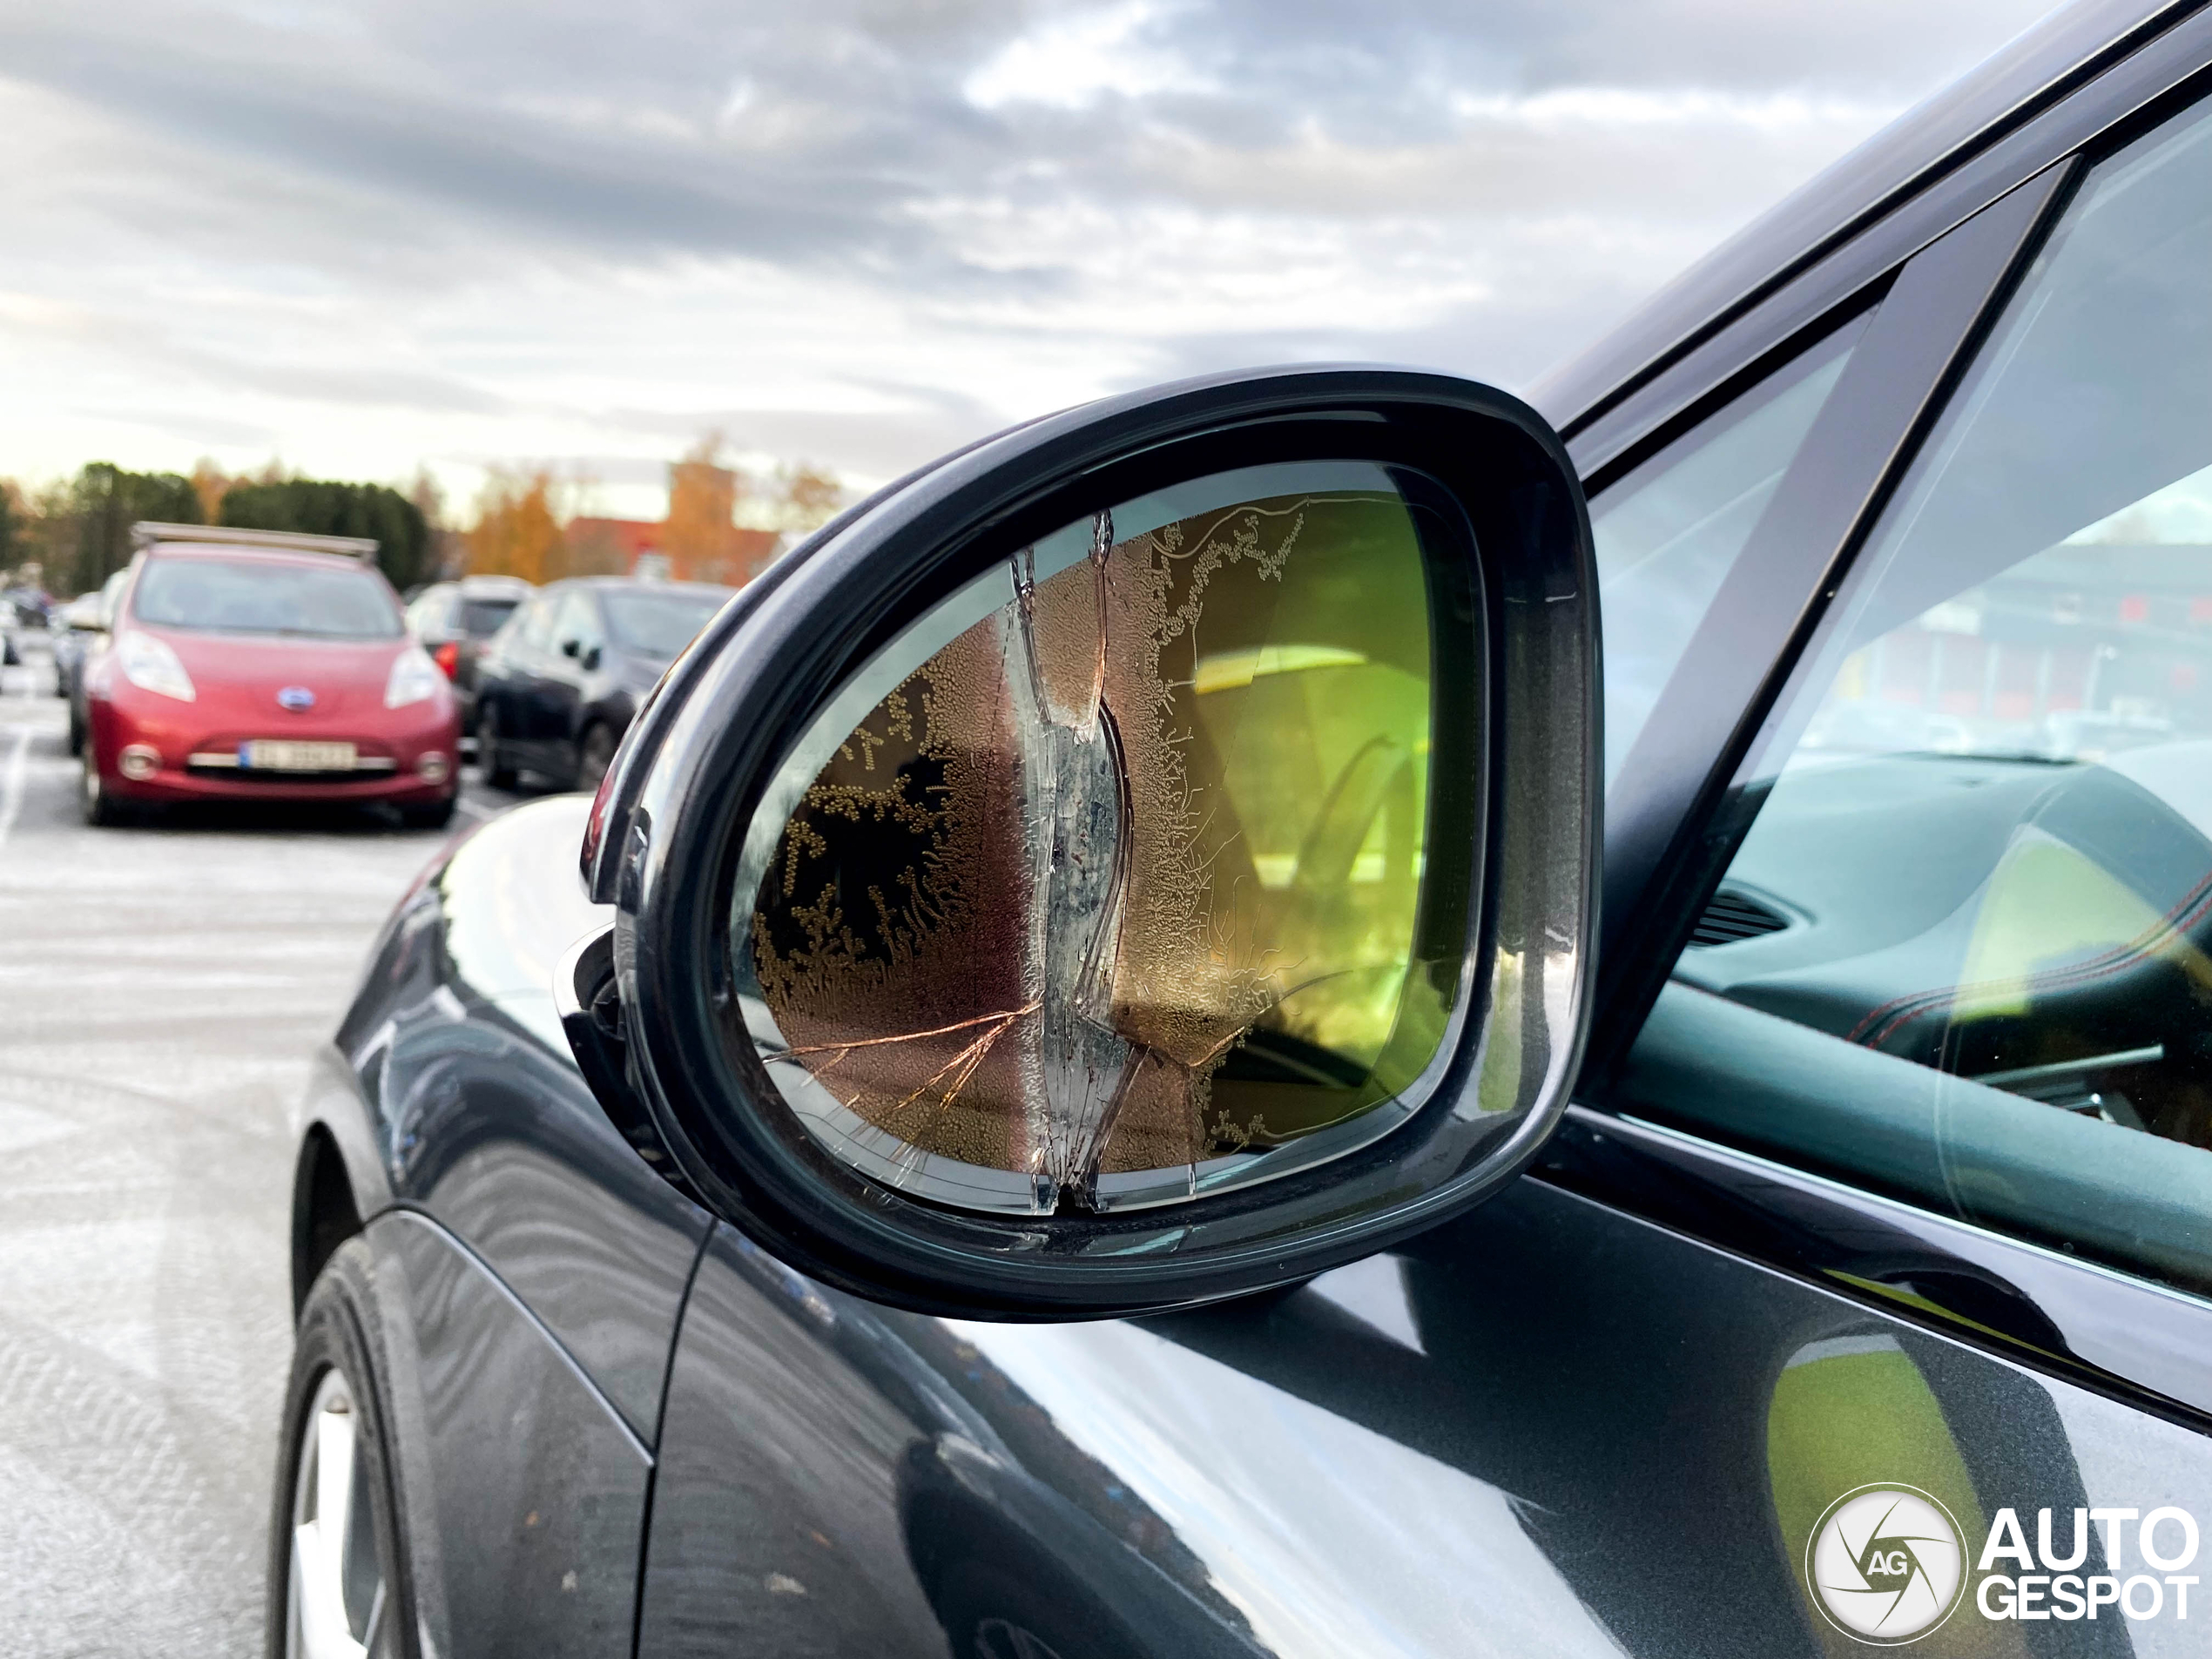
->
[0,725,31,855]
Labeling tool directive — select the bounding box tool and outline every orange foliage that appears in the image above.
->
[467,469,564,583]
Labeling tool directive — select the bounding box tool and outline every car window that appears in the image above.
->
[601,588,725,659]
[1590,315,1866,781]
[406,586,452,636]
[515,591,557,650]
[132,556,402,640]
[458,597,519,637]
[552,590,602,654]
[1615,97,2212,1300]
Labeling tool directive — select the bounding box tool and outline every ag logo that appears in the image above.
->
[1806,1485,1966,1644]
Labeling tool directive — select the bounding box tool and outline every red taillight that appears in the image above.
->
[433,641,461,678]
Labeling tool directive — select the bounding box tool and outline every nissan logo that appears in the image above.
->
[277,686,317,711]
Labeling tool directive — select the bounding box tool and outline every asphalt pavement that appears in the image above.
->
[0,639,536,1656]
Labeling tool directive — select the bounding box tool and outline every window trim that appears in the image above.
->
[1536,1105,2212,1432]
[1589,163,2078,1077]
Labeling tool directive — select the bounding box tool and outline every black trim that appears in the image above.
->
[1536,1106,2212,1432]
[1588,164,2079,1080]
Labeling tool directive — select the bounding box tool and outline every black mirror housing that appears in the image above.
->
[574,366,1599,1318]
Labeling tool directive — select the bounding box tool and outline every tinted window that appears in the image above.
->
[602,590,725,658]
[132,557,401,640]
[1591,317,1865,781]
[458,597,519,637]
[1618,99,2212,1299]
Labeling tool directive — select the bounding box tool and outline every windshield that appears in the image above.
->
[602,589,725,658]
[459,597,520,637]
[132,557,402,639]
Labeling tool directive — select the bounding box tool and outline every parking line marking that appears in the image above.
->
[0,726,31,855]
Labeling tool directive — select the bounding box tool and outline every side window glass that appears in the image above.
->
[1591,316,1866,781]
[517,593,557,650]
[1619,99,2212,1300]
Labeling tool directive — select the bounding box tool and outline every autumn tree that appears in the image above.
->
[768,462,843,533]
[189,458,233,524]
[664,434,744,583]
[221,477,432,590]
[467,469,564,583]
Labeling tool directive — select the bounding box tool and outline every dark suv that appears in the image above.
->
[471,577,735,792]
[273,5,2212,1656]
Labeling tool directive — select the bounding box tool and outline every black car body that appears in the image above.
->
[282,5,2212,1655]
[471,577,732,792]
[403,575,532,737]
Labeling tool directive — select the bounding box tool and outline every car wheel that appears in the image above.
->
[574,723,617,793]
[81,752,128,826]
[479,706,518,790]
[268,1239,416,1659]
[935,1561,1121,1659]
[398,795,456,832]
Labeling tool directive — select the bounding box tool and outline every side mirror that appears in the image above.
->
[583,644,602,672]
[571,367,1599,1318]
[561,637,581,659]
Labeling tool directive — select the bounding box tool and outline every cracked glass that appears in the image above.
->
[732,462,1470,1215]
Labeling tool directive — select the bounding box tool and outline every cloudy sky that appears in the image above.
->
[0,0,2064,520]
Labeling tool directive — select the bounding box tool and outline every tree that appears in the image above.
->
[71,462,201,596]
[664,435,744,583]
[466,469,564,583]
[221,477,432,590]
[189,458,233,525]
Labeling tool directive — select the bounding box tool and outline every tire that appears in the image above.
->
[934,1560,1126,1659]
[267,1238,417,1659]
[573,723,617,793]
[399,795,456,832]
[478,705,518,790]
[81,751,128,826]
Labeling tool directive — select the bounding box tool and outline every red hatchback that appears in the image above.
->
[82,528,461,827]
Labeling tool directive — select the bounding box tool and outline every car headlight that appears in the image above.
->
[116,631,195,702]
[386,644,444,710]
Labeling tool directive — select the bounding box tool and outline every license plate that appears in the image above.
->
[240,739,357,772]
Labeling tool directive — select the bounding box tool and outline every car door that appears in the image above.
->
[500,585,569,765]
[633,71,2212,1659]
[543,586,604,765]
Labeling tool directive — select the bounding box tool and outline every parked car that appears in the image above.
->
[403,573,533,737]
[82,523,459,827]
[472,576,732,792]
[57,572,127,740]
[276,7,2212,1658]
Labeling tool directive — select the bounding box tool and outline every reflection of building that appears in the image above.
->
[1814,542,2212,759]
[563,516,780,584]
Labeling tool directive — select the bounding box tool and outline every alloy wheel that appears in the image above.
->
[287,1367,388,1659]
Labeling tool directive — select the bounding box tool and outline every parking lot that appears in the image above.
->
[0,639,528,1655]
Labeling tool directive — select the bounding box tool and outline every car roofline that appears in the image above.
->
[1530,0,2203,438]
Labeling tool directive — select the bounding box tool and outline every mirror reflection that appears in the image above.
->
[736,462,1473,1214]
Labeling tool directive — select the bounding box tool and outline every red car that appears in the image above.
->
[82,525,460,828]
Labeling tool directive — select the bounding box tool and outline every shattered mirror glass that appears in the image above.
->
[732,462,1476,1214]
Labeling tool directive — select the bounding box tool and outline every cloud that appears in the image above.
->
[0,0,2065,513]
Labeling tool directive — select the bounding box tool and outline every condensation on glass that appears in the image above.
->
[731,462,1470,1214]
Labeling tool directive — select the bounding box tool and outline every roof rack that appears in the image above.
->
[130,522,380,560]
